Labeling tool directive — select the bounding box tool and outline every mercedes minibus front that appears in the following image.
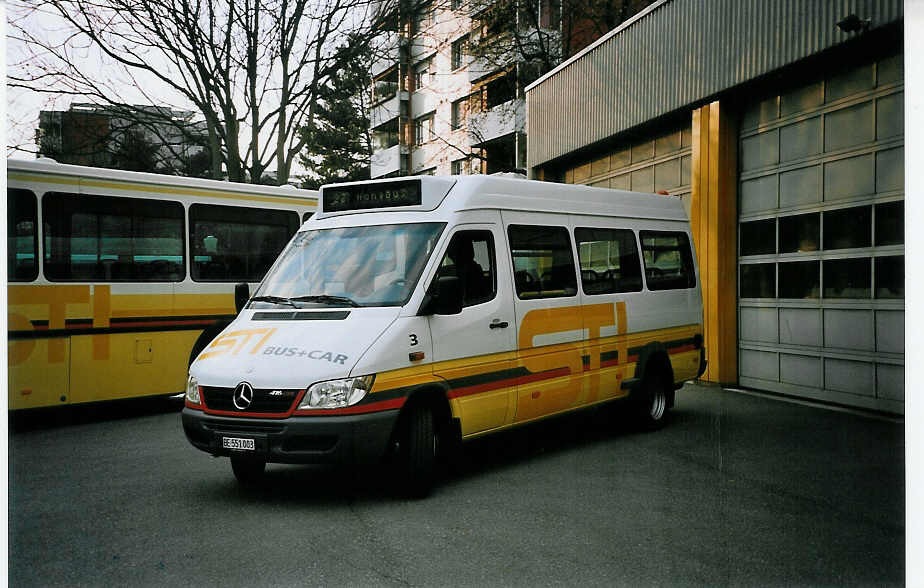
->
[181,178,460,494]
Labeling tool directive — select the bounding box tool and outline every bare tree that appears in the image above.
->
[8,0,389,184]
[464,0,657,164]
[467,0,656,74]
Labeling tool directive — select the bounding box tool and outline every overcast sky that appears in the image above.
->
[4,0,329,184]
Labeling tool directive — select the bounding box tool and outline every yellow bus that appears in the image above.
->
[7,158,317,410]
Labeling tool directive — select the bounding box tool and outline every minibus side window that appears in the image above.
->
[508,225,577,299]
[434,230,496,307]
[8,189,38,282]
[639,230,696,290]
[574,227,643,294]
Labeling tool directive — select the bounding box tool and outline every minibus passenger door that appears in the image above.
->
[503,213,585,423]
[426,225,516,436]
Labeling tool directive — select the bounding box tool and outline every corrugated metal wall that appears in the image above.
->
[561,123,693,212]
[526,0,903,167]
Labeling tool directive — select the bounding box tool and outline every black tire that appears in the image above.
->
[400,404,437,498]
[633,368,671,431]
[230,455,266,486]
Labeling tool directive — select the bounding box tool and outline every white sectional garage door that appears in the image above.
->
[736,54,904,413]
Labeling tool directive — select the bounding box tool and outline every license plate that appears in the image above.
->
[222,437,255,451]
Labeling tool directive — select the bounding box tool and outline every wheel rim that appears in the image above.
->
[649,385,666,420]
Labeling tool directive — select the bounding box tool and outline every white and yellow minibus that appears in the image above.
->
[7,158,317,410]
[182,175,705,494]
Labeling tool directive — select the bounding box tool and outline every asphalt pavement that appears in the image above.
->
[8,384,904,586]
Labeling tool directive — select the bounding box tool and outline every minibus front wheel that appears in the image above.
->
[398,403,438,497]
[230,455,266,486]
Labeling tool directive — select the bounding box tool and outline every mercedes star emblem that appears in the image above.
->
[232,382,254,410]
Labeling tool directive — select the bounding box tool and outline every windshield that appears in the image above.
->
[252,222,446,308]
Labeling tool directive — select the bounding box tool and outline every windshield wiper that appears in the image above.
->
[249,295,296,308]
[289,294,362,307]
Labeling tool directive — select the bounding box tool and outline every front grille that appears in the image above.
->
[201,386,301,413]
[201,421,287,434]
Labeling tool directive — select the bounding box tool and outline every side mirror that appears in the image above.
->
[420,275,463,316]
[234,282,250,314]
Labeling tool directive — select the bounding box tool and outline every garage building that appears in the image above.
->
[526,0,904,413]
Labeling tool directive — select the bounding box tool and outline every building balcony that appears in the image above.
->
[409,141,445,175]
[409,88,439,120]
[469,98,524,145]
[467,51,516,83]
[467,56,496,83]
[371,144,408,178]
[468,0,492,18]
[409,37,436,66]
[370,31,406,79]
[468,29,559,83]
[369,92,408,129]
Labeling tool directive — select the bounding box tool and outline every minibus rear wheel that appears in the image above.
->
[634,368,671,431]
[230,455,266,486]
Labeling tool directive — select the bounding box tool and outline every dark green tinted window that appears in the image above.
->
[435,230,496,307]
[875,201,903,246]
[8,189,38,282]
[824,258,871,298]
[190,203,299,282]
[508,225,577,299]
[779,261,819,298]
[575,227,642,294]
[824,206,871,250]
[43,192,184,282]
[875,255,903,299]
[779,213,819,254]
[639,231,696,290]
[740,263,775,298]
[740,219,775,256]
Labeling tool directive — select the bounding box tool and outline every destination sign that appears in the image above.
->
[323,180,422,212]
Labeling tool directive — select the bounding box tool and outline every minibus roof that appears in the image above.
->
[317,175,688,222]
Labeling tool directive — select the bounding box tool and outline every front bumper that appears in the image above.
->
[182,407,399,465]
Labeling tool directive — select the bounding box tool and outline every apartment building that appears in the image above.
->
[36,103,208,173]
[368,0,558,178]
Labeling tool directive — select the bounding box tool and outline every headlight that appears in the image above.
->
[298,375,374,410]
[186,374,201,404]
